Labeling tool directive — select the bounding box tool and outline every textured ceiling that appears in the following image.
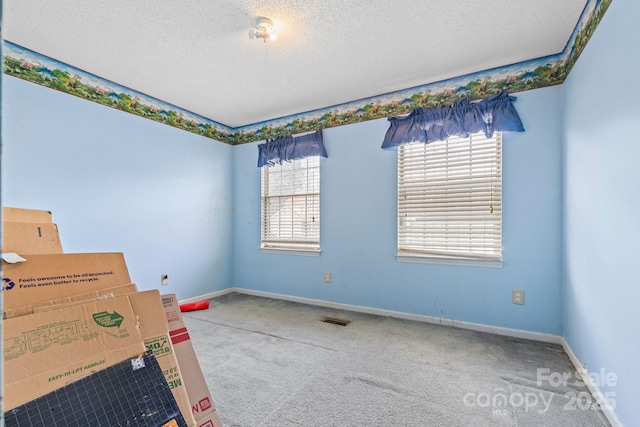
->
[4,0,588,128]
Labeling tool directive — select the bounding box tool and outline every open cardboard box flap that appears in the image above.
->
[2,222,63,255]
[2,252,131,310]
[2,207,53,223]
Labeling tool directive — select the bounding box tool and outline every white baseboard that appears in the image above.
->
[561,338,623,427]
[228,287,563,344]
[178,288,234,304]
[183,287,622,426]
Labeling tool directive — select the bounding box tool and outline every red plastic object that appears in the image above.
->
[179,300,210,312]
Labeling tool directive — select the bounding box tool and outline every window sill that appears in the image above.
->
[396,254,503,268]
[261,248,321,257]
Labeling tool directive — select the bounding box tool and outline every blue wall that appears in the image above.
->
[233,86,564,335]
[2,77,234,300]
[562,0,640,425]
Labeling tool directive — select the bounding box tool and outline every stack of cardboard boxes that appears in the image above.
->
[2,207,222,427]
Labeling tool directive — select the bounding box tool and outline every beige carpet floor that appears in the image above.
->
[182,292,611,427]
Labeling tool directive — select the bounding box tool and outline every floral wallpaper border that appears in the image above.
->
[3,0,610,145]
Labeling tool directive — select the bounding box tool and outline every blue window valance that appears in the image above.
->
[258,130,327,167]
[381,91,524,149]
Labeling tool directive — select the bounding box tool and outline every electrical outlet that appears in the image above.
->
[512,289,524,305]
[324,272,332,283]
[161,274,169,286]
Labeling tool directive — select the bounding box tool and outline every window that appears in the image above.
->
[397,132,502,265]
[261,156,320,253]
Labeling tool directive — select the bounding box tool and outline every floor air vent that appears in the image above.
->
[321,317,351,326]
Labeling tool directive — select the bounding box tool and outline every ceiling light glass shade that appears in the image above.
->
[249,17,277,42]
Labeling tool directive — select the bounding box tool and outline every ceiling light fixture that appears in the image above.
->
[249,17,278,43]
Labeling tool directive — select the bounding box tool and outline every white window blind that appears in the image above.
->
[398,132,502,261]
[261,156,320,251]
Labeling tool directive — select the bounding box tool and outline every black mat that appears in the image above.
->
[4,350,187,427]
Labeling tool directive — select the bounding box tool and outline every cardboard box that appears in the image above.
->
[3,293,145,410]
[2,252,131,310]
[4,283,139,319]
[163,294,223,427]
[5,342,146,412]
[128,290,197,427]
[3,290,198,425]
[2,221,64,254]
[36,283,139,310]
[14,288,197,426]
[5,350,189,427]
[2,207,53,223]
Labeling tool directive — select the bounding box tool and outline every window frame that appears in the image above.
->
[396,132,503,268]
[260,156,321,256]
